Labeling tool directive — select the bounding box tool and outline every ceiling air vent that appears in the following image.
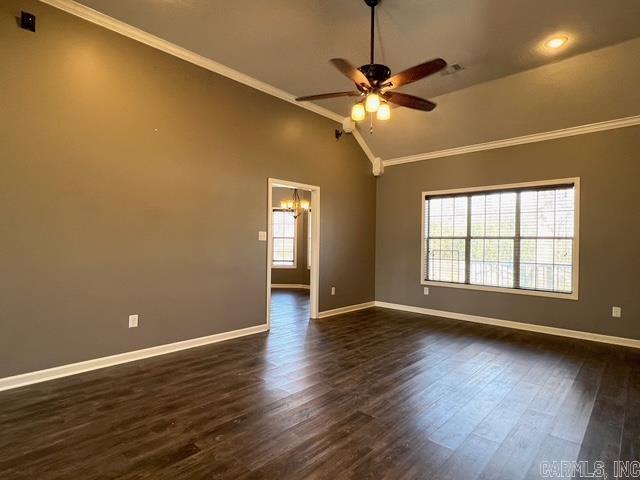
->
[441,64,464,75]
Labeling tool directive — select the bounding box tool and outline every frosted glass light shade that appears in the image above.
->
[365,93,380,113]
[377,102,390,120]
[351,103,366,121]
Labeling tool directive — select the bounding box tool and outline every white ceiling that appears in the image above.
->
[74,0,640,159]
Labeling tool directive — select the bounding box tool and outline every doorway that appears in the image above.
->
[266,178,320,329]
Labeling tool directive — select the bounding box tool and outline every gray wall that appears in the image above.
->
[271,187,310,285]
[376,126,640,340]
[0,0,376,377]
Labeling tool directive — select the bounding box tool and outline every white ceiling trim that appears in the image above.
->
[39,0,380,162]
[384,115,640,167]
[352,129,376,163]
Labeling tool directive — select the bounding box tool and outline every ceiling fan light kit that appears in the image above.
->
[296,0,447,134]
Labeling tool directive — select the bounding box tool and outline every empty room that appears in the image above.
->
[1,0,639,479]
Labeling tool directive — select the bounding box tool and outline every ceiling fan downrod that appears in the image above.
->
[366,0,378,65]
[294,0,446,122]
[359,0,391,89]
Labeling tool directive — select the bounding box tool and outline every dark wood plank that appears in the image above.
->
[477,409,556,480]
[575,355,630,475]
[620,355,640,461]
[434,433,501,480]
[523,434,581,480]
[0,289,638,479]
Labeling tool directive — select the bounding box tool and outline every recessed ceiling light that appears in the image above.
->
[545,35,569,49]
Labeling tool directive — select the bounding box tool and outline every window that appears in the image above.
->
[272,209,296,268]
[422,178,579,299]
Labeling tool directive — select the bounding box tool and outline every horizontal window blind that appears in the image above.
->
[423,182,576,295]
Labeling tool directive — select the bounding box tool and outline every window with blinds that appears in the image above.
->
[272,209,296,267]
[422,179,579,298]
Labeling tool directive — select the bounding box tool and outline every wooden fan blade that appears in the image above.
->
[296,91,361,102]
[387,58,447,89]
[329,58,371,87]
[384,92,437,111]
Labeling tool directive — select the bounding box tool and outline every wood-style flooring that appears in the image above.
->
[1,289,639,479]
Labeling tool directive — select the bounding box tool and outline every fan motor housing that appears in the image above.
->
[358,63,391,86]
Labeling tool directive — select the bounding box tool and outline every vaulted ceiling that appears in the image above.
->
[72,0,640,160]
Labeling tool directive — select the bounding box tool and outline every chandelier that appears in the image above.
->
[280,189,310,219]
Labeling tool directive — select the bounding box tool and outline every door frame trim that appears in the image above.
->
[267,178,320,327]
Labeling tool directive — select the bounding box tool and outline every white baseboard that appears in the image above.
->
[317,301,376,319]
[0,324,268,392]
[271,284,310,290]
[5,301,636,393]
[374,301,640,349]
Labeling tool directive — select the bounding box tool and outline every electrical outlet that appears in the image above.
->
[612,306,622,318]
[128,314,139,328]
[331,286,336,296]
[423,287,430,295]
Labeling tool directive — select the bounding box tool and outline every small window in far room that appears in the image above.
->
[272,209,296,268]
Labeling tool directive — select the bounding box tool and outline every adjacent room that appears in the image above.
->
[1,0,639,479]
[269,183,314,330]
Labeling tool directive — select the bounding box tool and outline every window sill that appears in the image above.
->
[421,279,579,301]
[273,265,297,269]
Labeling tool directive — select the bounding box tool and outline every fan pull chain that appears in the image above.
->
[369,113,374,134]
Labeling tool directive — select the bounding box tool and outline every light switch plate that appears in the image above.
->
[258,231,267,241]
[423,287,429,295]
[331,287,336,296]
[129,314,139,328]
[612,306,622,318]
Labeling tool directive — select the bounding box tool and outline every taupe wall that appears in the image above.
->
[271,187,310,286]
[0,0,375,377]
[376,126,640,340]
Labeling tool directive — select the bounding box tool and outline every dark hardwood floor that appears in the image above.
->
[1,289,638,479]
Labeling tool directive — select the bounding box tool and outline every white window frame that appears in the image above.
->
[272,208,297,269]
[307,211,312,270]
[420,177,580,300]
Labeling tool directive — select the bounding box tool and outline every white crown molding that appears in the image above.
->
[0,324,268,392]
[38,1,640,174]
[39,0,379,165]
[317,301,375,319]
[38,0,341,123]
[351,129,376,163]
[375,301,640,349]
[383,115,640,167]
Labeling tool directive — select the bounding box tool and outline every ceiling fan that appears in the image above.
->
[295,0,447,128]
